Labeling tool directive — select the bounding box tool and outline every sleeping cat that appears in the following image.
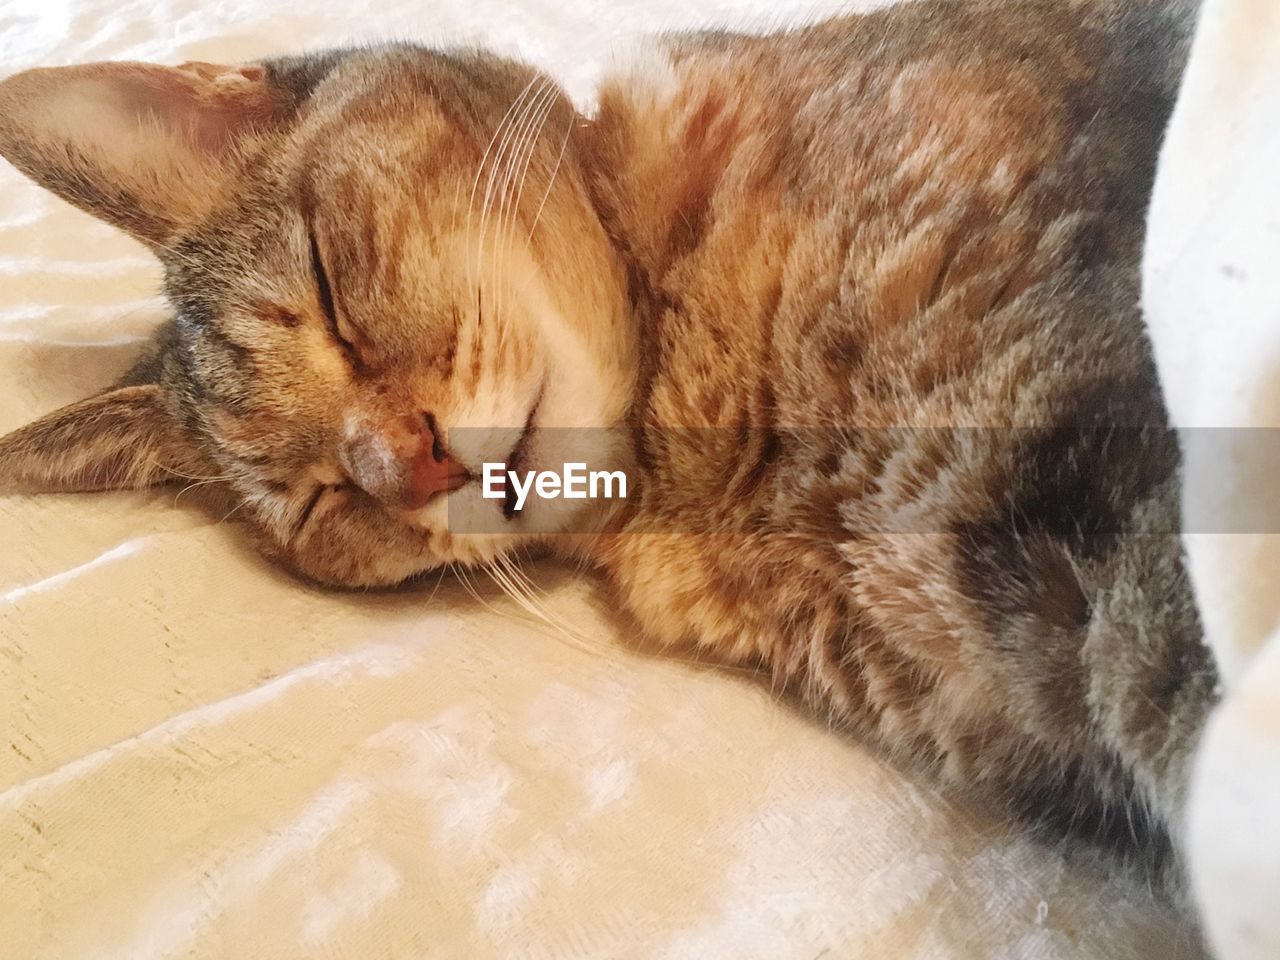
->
[0,0,1214,896]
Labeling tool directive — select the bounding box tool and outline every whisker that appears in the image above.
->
[171,475,229,508]
[482,82,539,330]
[466,74,540,294]
[423,561,452,607]
[454,562,513,618]
[154,463,236,484]
[475,77,545,306]
[215,495,253,526]
[494,79,558,324]
[528,108,573,242]
[486,558,551,626]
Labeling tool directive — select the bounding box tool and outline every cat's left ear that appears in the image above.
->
[0,384,205,493]
[0,60,290,250]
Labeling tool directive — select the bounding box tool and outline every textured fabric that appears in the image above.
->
[1143,0,1280,956]
[0,1,1201,957]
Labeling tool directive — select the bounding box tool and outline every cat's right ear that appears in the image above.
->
[0,60,293,250]
[0,384,205,493]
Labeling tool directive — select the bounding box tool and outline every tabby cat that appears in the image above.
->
[0,0,1215,896]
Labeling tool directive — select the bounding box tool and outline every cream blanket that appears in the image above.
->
[1144,0,1280,957]
[0,0,1224,956]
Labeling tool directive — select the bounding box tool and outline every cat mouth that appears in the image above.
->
[501,387,543,520]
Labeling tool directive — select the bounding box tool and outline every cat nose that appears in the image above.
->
[341,411,470,510]
[405,413,470,510]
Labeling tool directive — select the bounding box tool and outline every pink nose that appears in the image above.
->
[406,436,470,509]
[342,413,470,510]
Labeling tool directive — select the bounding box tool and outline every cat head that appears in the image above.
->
[0,46,636,586]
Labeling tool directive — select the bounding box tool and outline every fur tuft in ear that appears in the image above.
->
[0,60,290,248]
[0,384,203,493]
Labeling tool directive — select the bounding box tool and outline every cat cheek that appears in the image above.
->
[273,493,438,588]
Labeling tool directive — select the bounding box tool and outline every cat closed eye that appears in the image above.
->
[307,228,361,362]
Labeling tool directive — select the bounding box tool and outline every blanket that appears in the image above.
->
[1144,0,1280,956]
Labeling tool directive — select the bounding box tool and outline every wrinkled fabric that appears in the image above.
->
[1143,0,1280,957]
[0,1,1202,957]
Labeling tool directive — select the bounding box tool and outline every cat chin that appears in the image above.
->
[394,475,616,552]
[426,531,519,569]
[394,489,532,559]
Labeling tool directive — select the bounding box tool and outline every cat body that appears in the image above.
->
[588,1,1214,877]
[0,0,1214,889]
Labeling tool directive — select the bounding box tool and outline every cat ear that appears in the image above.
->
[0,384,203,492]
[0,60,289,249]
